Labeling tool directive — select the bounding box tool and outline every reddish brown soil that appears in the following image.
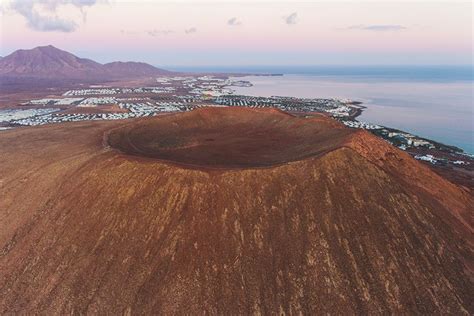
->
[0,90,67,108]
[108,107,352,168]
[0,107,472,314]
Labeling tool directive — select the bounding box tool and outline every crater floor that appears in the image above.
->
[107,107,353,168]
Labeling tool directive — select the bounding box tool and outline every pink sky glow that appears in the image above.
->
[0,1,472,65]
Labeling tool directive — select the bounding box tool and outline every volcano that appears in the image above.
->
[107,108,353,168]
[0,107,472,314]
[0,45,171,80]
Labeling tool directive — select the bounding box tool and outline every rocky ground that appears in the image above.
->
[0,108,472,314]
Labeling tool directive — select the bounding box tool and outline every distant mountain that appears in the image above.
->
[0,45,171,80]
[0,45,102,79]
[103,61,171,77]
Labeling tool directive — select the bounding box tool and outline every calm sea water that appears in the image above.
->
[171,66,473,154]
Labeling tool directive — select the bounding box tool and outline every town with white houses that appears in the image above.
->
[0,75,471,167]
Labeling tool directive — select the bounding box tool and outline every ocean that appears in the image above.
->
[170,66,473,154]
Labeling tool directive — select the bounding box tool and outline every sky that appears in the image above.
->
[0,0,472,66]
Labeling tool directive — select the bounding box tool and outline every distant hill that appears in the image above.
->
[0,45,103,79]
[0,45,171,80]
[103,61,171,78]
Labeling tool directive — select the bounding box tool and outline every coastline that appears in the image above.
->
[230,73,473,155]
[0,71,471,187]
[225,75,473,187]
[341,100,467,155]
[226,77,467,155]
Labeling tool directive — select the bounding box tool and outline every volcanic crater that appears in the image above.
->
[1,107,472,314]
[107,107,353,168]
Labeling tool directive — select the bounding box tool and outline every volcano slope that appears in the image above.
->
[0,107,472,314]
